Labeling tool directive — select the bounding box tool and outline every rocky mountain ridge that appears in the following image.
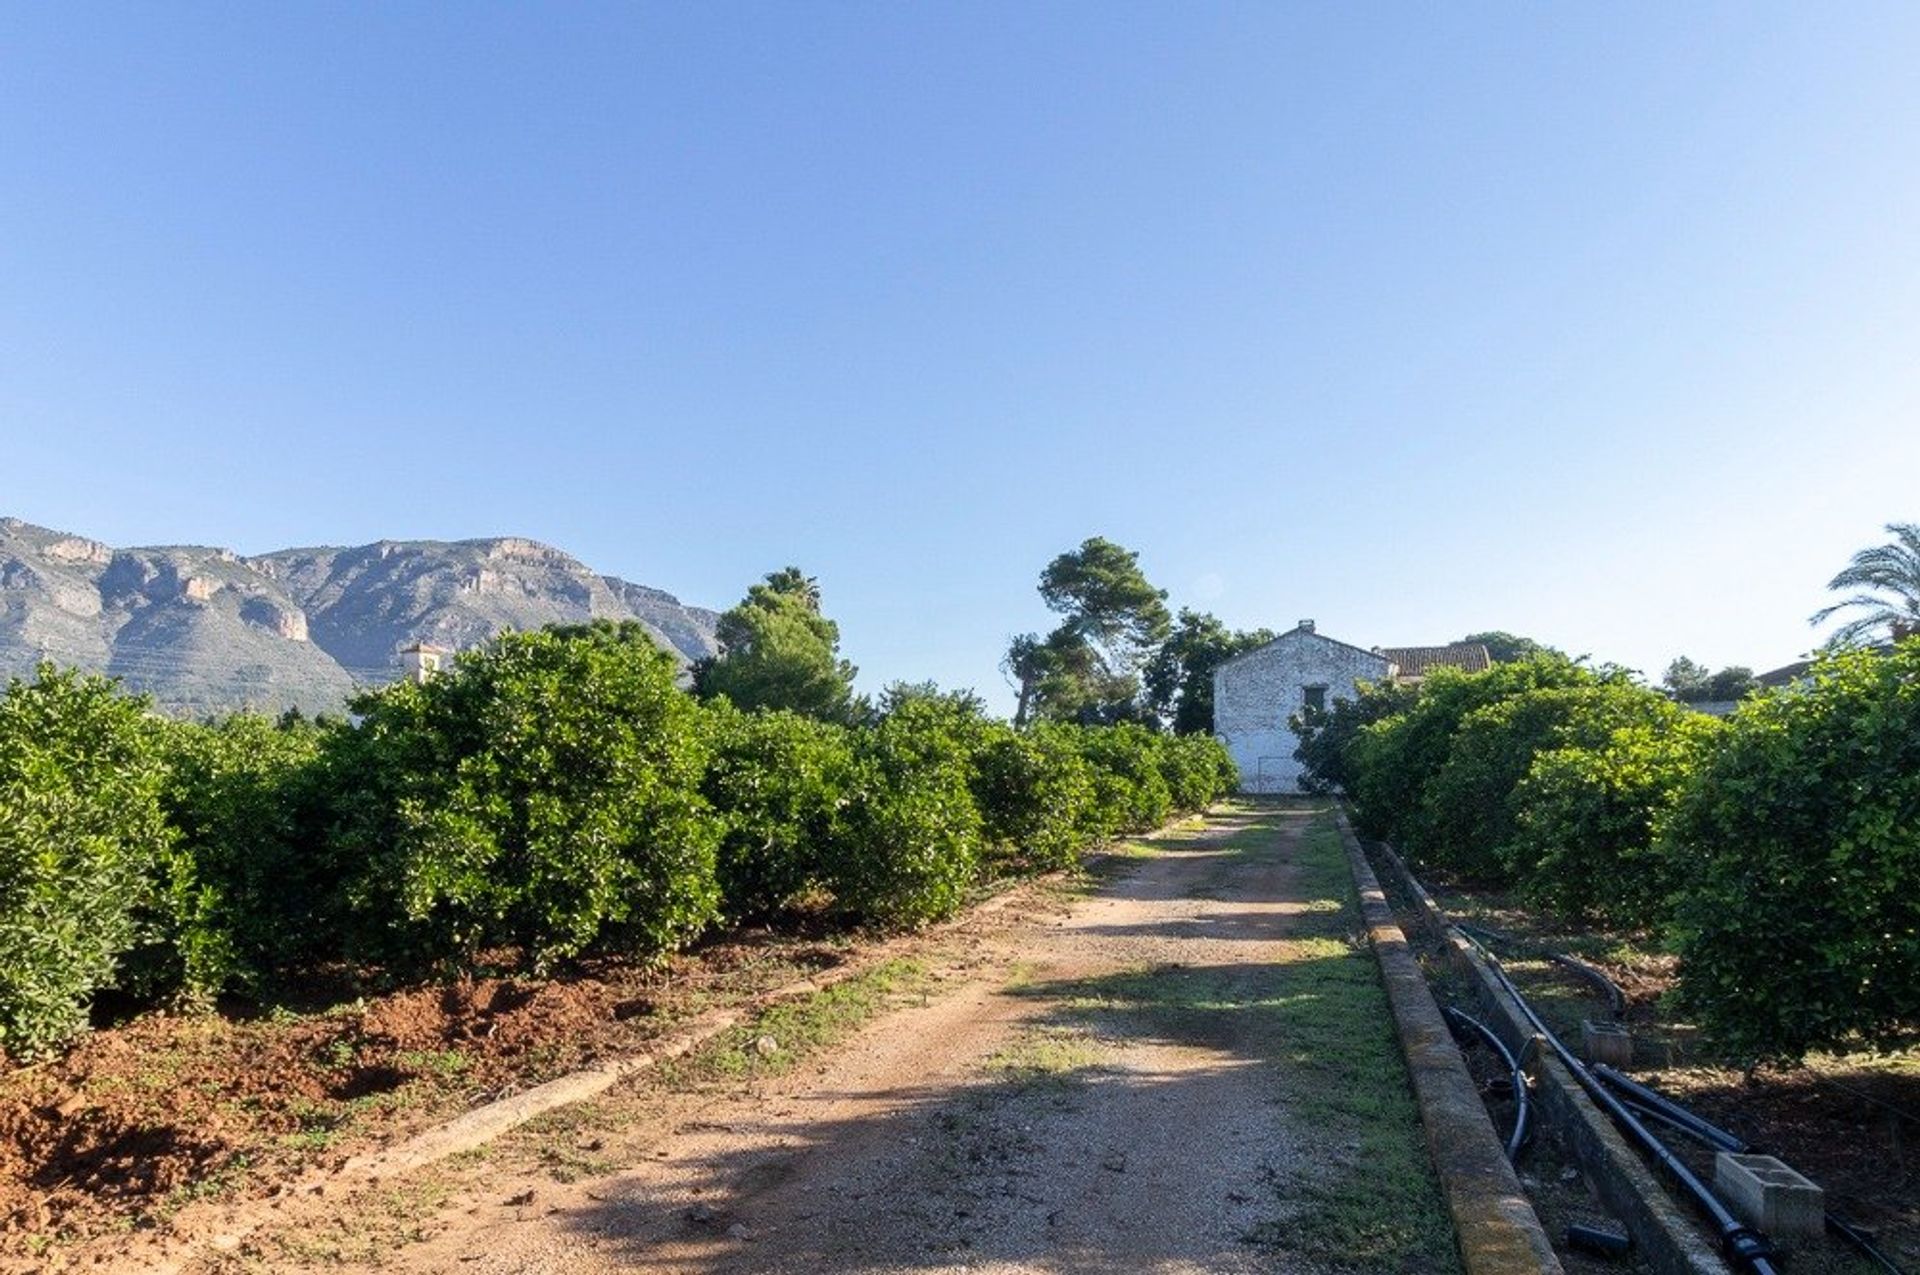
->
[0,517,719,716]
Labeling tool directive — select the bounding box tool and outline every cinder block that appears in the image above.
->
[1581,1019,1633,1067]
[1715,1153,1825,1239]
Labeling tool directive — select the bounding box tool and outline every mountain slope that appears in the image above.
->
[0,517,718,716]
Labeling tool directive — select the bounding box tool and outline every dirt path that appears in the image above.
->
[204,803,1456,1275]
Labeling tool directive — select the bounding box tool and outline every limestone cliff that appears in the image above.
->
[0,517,719,716]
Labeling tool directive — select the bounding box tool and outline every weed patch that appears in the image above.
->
[690,959,930,1081]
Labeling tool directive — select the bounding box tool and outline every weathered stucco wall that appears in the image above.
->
[1214,629,1389,793]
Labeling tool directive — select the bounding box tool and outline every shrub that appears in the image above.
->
[1156,732,1235,813]
[828,697,984,924]
[332,622,721,971]
[1667,640,1920,1061]
[137,713,332,1002]
[1292,678,1419,795]
[1506,711,1722,928]
[0,667,171,1059]
[1349,656,1594,847]
[972,722,1096,871]
[701,702,855,920]
[1417,681,1675,882]
[1074,723,1173,834]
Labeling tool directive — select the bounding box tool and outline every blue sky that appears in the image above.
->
[4,4,1917,712]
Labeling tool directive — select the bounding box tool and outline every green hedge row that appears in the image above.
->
[0,626,1237,1060]
[1304,642,1920,1062]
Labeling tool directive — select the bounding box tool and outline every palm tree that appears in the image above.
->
[1810,522,1920,646]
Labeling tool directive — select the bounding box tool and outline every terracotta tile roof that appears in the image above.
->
[1375,643,1492,678]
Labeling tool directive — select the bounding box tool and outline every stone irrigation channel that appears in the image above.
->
[1357,821,1912,1275]
[65,799,1582,1275]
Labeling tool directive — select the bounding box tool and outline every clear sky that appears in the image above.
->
[4,4,1917,713]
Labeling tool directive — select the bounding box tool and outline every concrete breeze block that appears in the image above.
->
[1714,1153,1825,1239]
[1580,1019,1633,1067]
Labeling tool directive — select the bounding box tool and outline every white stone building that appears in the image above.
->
[1213,621,1490,794]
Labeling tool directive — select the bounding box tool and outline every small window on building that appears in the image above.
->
[1302,685,1327,713]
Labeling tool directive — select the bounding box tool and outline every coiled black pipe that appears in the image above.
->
[1452,927,1779,1275]
[1442,1004,1531,1159]
[1594,1066,1909,1275]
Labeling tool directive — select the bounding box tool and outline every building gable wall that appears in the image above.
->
[1214,631,1389,794]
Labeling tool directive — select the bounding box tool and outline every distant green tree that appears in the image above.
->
[1810,522,1920,646]
[1145,609,1274,735]
[1458,631,1557,664]
[1663,657,1757,703]
[1005,538,1170,726]
[1704,665,1757,701]
[877,680,987,719]
[695,567,859,723]
[1662,656,1711,701]
[1003,628,1106,726]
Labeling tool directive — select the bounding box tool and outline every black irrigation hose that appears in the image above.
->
[1593,1065,1751,1154]
[1452,926,1780,1275]
[1826,1213,1911,1275]
[1454,922,1626,1019]
[1550,952,1626,1020]
[1442,1004,1532,1160]
[1621,1097,1728,1148]
[1594,1067,1911,1275]
[1466,931,1624,1019]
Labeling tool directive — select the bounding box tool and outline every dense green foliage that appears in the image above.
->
[1157,730,1241,814]
[1312,636,1920,1060]
[334,622,722,971]
[695,567,860,723]
[0,623,1236,1059]
[971,722,1096,871]
[827,697,988,925]
[0,668,170,1059]
[1507,711,1722,927]
[1006,537,1170,726]
[1074,722,1175,836]
[1290,678,1419,796]
[700,702,855,921]
[1347,655,1594,850]
[1665,641,1920,1060]
[1419,681,1676,882]
[1144,609,1274,735]
[140,713,328,1002]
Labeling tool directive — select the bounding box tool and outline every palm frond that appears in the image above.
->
[1821,612,1897,649]
[1813,523,1920,639]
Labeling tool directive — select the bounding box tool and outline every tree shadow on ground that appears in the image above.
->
[551,950,1456,1274]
